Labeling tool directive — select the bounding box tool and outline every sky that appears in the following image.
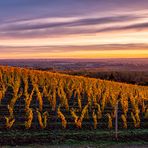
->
[0,0,148,59]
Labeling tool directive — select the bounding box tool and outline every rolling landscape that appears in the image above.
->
[0,60,147,147]
[0,0,148,147]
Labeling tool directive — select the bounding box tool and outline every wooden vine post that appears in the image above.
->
[115,101,119,140]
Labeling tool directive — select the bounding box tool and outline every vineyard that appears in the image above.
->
[0,65,148,130]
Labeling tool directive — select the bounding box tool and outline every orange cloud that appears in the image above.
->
[0,49,147,59]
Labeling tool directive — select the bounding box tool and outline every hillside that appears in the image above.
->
[0,65,148,130]
[0,59,148,86]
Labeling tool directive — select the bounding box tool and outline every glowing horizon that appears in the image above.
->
[0,0,148,59]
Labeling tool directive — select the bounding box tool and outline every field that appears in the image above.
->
[0,129,148,147]
[0,65,148,146]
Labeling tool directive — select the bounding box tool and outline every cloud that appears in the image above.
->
[1,15,139,31]
[1,13,147,39]
[95,22,148,33]
[0,43,147,59]
[0,43,148,53]
[0,22,148,39]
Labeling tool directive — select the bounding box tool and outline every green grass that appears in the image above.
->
[0,129,147,147]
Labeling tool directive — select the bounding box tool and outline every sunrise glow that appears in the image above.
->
[0,0,148,59]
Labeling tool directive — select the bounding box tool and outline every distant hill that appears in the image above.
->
[0,58,147,86]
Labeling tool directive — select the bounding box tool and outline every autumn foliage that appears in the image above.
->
[0,65,147,129]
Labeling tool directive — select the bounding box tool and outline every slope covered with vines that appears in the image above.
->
[0,65,147,130]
